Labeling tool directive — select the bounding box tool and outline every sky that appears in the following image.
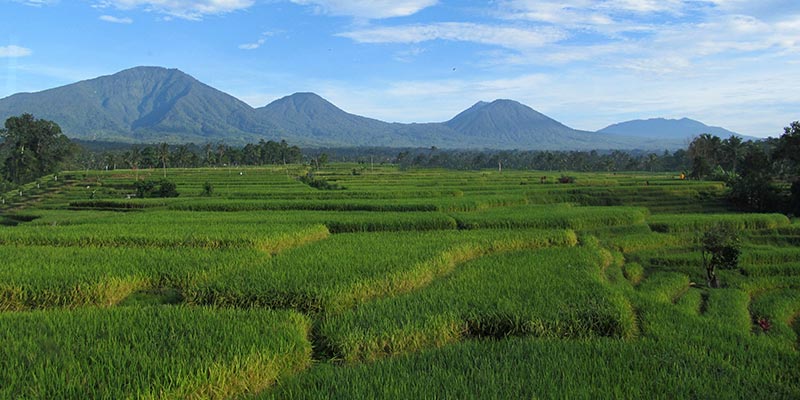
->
[2,0,799,137]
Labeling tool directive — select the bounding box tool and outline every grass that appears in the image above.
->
[318,245,636,362]
[186,229,578,315]
[0,307,311,399]
[648,213,790,233]
[264,333,798,399]
[451,204,648,230]
[3,166,800,398]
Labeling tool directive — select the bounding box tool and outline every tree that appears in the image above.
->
[158,142,170,178]
[773,121,800,213]
[726,146,779,211]
[0,114,72,184]
[773,121,800,172]
[721,135,745,173]
[124,146,141,180]
[791,180,800,216]
[701,226,741,288]
[688,134,723,179]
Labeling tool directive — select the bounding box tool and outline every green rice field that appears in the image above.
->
[1,165,798,398]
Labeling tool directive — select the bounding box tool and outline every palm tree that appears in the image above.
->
[125,146,141,180]
[158,142,170,178]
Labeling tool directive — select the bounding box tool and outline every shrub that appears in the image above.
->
[202,181,214,197]
[298,173,344,190]
[135,179,179,198]
[558,175,576,184]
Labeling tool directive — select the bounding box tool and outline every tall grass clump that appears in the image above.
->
[185,229,578,315]
[0,307,311,399]
[318,246,636,362]
[649,213,790,233]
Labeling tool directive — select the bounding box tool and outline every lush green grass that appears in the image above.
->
[0,307,311,399]
[187,229,578,315]
[750,288,800,344]
[648,213,790,233]
[451,204,648,230]
[0,246,265,310]
[265,332,798,399]
[319,245,636,362]
[3,166,799,398]
[0,221,329,252]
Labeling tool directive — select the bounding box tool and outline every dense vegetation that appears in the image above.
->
[685,122,800,213]
[1,161,798,398]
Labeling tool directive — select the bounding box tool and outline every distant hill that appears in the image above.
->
[0,67,273,143]
[444,99,646,149]
[0,66,689,150]
[254,92,457,147]
[598,117,750,141]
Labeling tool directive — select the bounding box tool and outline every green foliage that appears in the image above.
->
[688,134,722,179]
[135,179,179,198]
[0,114,72,184]
[187,229,578,315]
[201,180,214,196]
[623,262,645,284]
[701,226,741,288]
[298,173,344,190]
[648,213,790,233]
[790,180,800,215]
[0,308,311,399]
[773,121,800,172]
[4,166,800,397]
[157,179,179,197]
[451,205,648,230]
[319,246,635,362]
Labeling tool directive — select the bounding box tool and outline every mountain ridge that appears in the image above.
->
[0,66,741,150]
[597,117,754,141]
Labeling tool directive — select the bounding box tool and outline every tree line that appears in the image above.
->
[686,122,800,214]
[71,140,303,171]
[391,148,691,172]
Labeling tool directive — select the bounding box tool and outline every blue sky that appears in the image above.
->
[2,0,799,137]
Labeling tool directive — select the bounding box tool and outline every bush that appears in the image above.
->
[135,179,179,198]
[298,173,344,190]
[157,180,179,198]
[134,180,156,198]
[201,181,214,197]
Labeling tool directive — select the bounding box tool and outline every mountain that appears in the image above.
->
[0,66,689,150]
[0,66,272,143]
[255,92,449,147]
[446,100,600,148]
[443,99,687,150]
[598,117,748,141]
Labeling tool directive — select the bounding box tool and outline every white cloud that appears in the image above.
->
[291,0,437,19]
[238,32,273,50]
[12,0,58,6]
[99,15,134,23]
[0,45,33,58]
[497,0,685,28]
[96,0,254,20]
[339,23,565,50]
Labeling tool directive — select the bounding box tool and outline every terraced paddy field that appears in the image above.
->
[1,165,798,398]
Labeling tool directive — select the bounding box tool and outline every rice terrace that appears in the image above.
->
[4,1,800,398]
[1,161,799,398]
